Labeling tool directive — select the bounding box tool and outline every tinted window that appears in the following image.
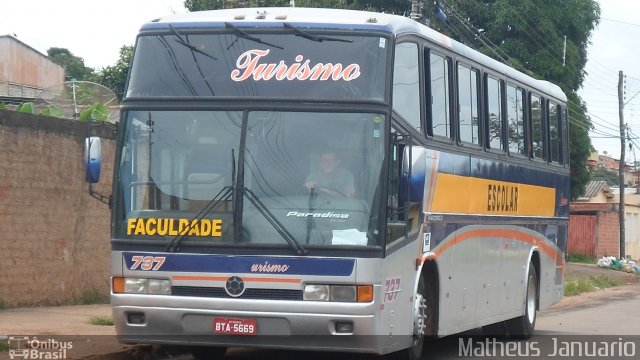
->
[531,94,544,159]
[393,43,421,130]
[458,64,479,145]
[507,85,526,155]
[128,33,388,100]
[549,102,560,163]
[487,76,503,150]
[430,52,451,138]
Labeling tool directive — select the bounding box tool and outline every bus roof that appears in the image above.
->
[142,7,566,102]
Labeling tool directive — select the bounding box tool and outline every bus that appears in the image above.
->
[86,7,569,359]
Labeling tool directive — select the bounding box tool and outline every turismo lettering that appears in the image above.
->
[230,49,361,82]
[487,184,519,213]
[127,218,222,237]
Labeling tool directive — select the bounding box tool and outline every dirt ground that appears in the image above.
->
[564,262,640,284]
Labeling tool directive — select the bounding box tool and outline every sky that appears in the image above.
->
[578,0,640,162]
[0,0,638,162]
[0,0,188,69]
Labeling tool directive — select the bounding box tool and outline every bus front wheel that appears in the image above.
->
[385,276,426,360]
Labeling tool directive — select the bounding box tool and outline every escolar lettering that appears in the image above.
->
[127,218,223,237]
[487,184,519,213]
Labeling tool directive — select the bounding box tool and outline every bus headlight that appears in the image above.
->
[303,284,330,301]
[303,284,372,302]
[113,277,171,295]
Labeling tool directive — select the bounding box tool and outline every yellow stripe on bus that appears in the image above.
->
[430,173,556,216]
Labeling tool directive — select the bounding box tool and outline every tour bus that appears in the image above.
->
[85,7,569,359]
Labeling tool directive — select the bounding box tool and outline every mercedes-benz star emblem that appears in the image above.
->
[225,276,245,297]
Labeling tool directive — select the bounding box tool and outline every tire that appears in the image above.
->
[385,276,427,360]
[190,346,227,359]
[505,263,538,339]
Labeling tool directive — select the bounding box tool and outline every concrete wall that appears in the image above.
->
[0,36,65,93]
[0,110,114,307]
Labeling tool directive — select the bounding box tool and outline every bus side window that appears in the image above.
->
[506,85,526,155]
[457,63,480,146]
[548,101,560,164]
[393,42,421,131]
[428,51,452,138]
[530,94,544,159]
[562,106,569,165]
[486,75,504,151]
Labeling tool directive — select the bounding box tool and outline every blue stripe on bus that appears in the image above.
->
[124,252,355,276]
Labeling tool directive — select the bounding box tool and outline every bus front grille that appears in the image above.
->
[172,286,303,300]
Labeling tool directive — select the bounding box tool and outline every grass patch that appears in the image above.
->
[89,316,114,326]
[0,341,9,352]
[0,298,6,310]
[565,275,623,296]
[567,253,597,264]
[72,288,110,305]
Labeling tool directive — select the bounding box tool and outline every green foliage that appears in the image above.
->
[39,106,65,118]
[0,103,5,110]
[89,316,114,326]
[0,341,9,352]
[590,168,620,187]
[16,102,35,114]
[184,0,411,14]
[93,46,132,101]
[47,47,95,81]
[565,275,623,296]
[567,253,596,264]
[79,102,109,122]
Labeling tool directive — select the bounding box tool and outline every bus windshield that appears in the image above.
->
[126,32,388,100]
[115,110,386,250]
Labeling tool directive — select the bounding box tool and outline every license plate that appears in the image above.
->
[213,317,257,335]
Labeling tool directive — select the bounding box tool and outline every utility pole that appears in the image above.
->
[618,70,626,259]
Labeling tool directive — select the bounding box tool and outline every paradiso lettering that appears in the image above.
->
[127,218,223,237]
[230,49,361,82]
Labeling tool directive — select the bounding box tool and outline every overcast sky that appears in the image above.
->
[578,0,640,161]
[0,0,187,69]
[1,0,638,161]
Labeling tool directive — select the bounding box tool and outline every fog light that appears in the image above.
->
[335,321,353,333]
[127,312,146,325]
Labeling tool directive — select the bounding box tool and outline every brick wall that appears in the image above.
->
[0,110,114,307]
[596,209,620,258]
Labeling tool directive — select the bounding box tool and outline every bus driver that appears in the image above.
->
[304,151,355,198]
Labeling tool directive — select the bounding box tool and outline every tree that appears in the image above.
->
[47,47,94,81]
[93,46,133,101]
[424,0,600,199]
[180,0,599,199]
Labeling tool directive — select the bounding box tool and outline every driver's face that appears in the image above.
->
[320,153,339,174]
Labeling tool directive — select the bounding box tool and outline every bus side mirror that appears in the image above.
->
[400,146,426,204]
[85,136,102,183]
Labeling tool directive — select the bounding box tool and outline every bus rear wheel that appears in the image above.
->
[505,263,538,339]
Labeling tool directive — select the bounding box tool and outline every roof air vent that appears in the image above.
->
[234,15,246,20]
[275,15,287,20]
[256,10,267,19]
[366,17,378,23]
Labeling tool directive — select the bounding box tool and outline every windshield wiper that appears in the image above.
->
[225,22,284,50]
[168,24,218,60]
[243,187,307,255]
[283,23,353,43]
[165,186,233,252]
